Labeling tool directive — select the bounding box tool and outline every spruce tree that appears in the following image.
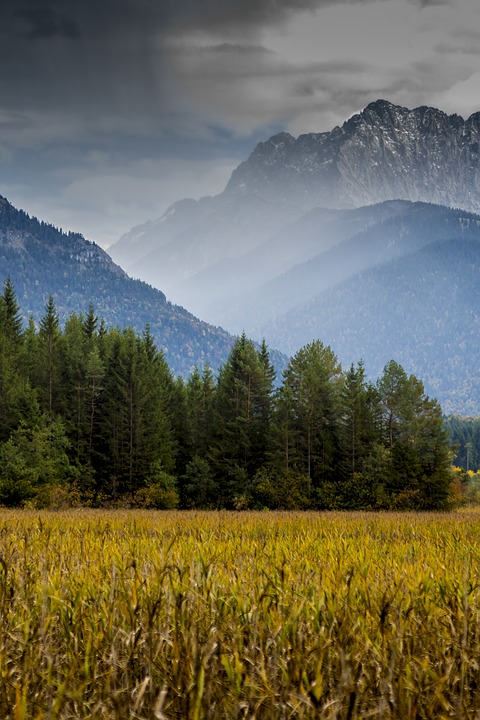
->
[337,362,382,508]
[1,277,23,345]
[210,335,274,506]
[38,295,61,415]
[377,360,453,509]
[272,340,342,502]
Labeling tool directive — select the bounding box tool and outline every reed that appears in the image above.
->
[0,509,479,718]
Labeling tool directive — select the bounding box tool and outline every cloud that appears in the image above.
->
[15,7,80,39]
[160,0,454,37]
[0,0,474,144]
[435,71,480,119]
[3,153,240,248]
[1,0,480,245]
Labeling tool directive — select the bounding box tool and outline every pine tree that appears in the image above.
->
[0,283,37,443]
[95,327,176,498]
[377,360,453,508]
[339,361,380,477]
[337,362,382,508]
[272,340,342,502]
[184,365,216,459]
[210,335,274,506]
[38,295,61,415]
[82,301,98,341]
[1,277,23,345]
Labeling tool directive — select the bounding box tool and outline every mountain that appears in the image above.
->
[0,195,238,376]
[221,202,480,334]
[225,99,480,212]
[109,99,480,318]
[261,236,480,415]
[105,99,480,413]
[120,193,303,304]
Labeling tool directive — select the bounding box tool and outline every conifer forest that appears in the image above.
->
[0,278,454,510]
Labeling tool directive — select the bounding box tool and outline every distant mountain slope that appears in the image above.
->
[109,99,480,314]
[111,197,217,273]
[175,200,414,322]
[186,201,479,331]
[125,194,303,302]
[261,237,480,415]
[218,202,480,334]
[0,195,237,376]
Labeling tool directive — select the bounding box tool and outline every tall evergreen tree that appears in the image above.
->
[184,365,216,460]
[257,339,276,461]
[338,362,382,474]
[82,301,98,341]
[59,312,90,462]
[95,327,176,498]
[337,362,382,507]
[272,340,342,501]
[1,277,23,345]
[38,295,61,415]
[0,282,37,443]
[210,335,274,505]
[377,360,453,508]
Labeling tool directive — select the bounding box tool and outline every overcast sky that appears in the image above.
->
[1,0,479,247]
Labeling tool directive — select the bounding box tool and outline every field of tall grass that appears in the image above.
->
[1,509,480,719]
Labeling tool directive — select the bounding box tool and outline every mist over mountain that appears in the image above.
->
[117,193,304,304]
[262,236,480,416]
[107,99,480,414]
[185,201,480,331]
[109,99,480,317]
[220,202,480,333]
[0,195,237,376]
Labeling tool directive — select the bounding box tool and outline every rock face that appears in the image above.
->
[225,100,480,212]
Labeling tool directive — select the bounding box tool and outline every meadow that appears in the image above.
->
[0,510,480,719]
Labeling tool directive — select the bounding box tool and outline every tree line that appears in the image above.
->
[0,279,453,509]
[444,415,480,472]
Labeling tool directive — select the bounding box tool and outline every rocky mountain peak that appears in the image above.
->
[224,99,480,213]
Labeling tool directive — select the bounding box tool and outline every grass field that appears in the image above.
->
[1,509,480,719]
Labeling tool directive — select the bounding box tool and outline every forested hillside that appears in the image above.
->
[0,280,453,510]
[235,203,480,334]
[445,416,480,471]
[263,237,480,415]
[0,195,235,376]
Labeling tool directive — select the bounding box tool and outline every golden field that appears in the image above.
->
[1,510,480,719]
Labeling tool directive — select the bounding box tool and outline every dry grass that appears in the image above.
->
[0,509,480,718]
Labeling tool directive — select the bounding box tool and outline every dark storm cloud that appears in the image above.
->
[414,0,451,6]
[3,0,448,44]
[0,0,477,246]
[158,0,454,35]
[15,7,80,39]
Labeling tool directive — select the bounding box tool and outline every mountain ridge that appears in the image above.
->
[0,194,240,377]
[108,98,480,314]
[225,99,480,212]
[261,235,480,415]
